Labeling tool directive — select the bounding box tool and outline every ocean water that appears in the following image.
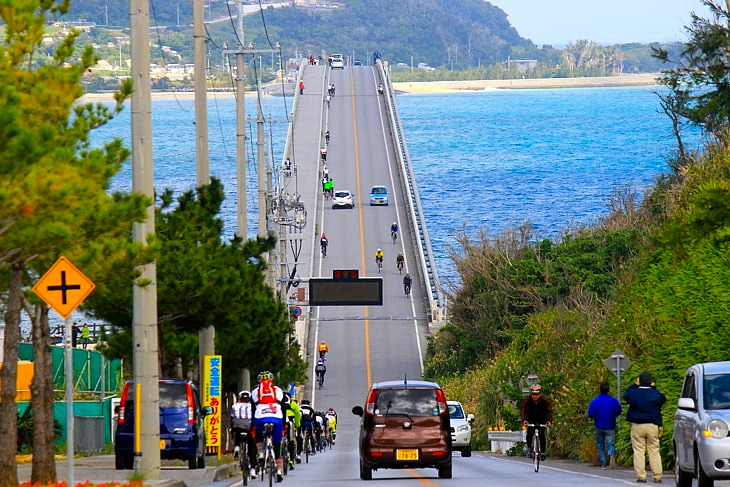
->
[95,85,702,288]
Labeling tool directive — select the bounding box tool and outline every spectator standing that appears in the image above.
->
[588,381,622,469]
[71,322,79,348]
[623,370,667,483]
[81,323,90,349]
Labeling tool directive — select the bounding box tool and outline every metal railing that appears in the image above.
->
[375,60,445,324]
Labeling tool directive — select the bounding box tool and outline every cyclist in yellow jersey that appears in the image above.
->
[375,249,384,261]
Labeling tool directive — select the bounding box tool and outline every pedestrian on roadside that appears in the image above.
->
[623,370,666,484]
[299,80,305,95]
[81,323,90,349]
[71,322,79,348]
[588,381,622,469]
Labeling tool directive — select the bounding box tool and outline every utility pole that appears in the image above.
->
[193,0,215,382]
[130,0,160,478]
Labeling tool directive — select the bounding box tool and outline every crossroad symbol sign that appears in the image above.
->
[33,256,95,318]
[603,349,632,378]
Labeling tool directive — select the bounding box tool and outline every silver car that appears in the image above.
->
[447,400,474,457]
[674,361,730,487]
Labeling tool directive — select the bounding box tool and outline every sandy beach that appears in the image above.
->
[78,74,661,102]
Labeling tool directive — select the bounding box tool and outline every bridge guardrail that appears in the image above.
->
[375,60,445,325]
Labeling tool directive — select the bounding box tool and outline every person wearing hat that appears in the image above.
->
[231,390,257,478]
[521,384,553,461]
[623,370,667,483]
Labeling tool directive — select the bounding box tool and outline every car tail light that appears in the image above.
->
[365,390,377,415]
[118,382,130,424]
[436,389,447,415]
[432,451,446,456]
[186,383,195,424]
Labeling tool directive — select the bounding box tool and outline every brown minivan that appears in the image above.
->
[352,379,452,480]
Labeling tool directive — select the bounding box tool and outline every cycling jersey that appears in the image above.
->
[375,251,384,260]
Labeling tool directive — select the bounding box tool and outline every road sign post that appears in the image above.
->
[33,256,95,487]
[603,349,632,401]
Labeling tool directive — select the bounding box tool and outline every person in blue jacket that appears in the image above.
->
[588,381,622,469]
[623,370,666,484]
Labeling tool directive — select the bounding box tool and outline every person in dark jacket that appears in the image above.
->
[623,370,666,483]
[521,384,553,460]
[588,381,622,469]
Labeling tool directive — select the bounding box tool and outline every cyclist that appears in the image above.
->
[283,392,301,467]
[396,252,405,272]
[315,359,327,387]
[403,273,412,295]
[251,371,285,482]
[325,130,330,144]
[231,390,257,479]
[318,341,329,360]
[320,233,328,257]
[299,399,317,455]
[375,248,384,270]
[325,407,337,444]
[390,221,399,242]
[521,384,553,461]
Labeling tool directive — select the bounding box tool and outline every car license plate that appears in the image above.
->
[160,439,166,449]
[396,449,418,461]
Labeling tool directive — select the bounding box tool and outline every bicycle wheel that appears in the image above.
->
[240,442,249,486]
[532,432,540,472]
[304,433,310,463]
[267,452,275,487]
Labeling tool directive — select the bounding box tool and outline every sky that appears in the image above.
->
[487,0,711,46]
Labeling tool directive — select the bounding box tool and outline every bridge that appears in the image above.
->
[274,59,445,395]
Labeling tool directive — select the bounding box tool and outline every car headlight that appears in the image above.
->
[456,425,470,433]
[706,419,729,439]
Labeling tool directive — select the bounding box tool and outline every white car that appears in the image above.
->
[332,189,354,209]
[447,400,474,457]
[331,54,344,69]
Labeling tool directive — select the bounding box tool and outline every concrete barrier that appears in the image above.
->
[487,430,525,454]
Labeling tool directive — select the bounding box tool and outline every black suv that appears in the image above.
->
[352,379,452,480]
[114,379,212,469]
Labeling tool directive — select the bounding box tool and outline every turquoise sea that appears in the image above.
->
[97,85,703,286]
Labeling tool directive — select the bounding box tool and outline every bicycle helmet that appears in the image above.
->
[301,399,311,405]
[257,370,274,382]
[377,248,381,252]
[239,390,250,400]
[393,221,397,226]
[530,384,542,395]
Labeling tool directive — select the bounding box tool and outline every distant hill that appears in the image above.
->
[66,0,554,68]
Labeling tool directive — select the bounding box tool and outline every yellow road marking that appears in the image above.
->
[405,469,443,486]
[350,70,372,389]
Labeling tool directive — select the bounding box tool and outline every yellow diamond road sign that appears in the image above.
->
[33,256,95,318]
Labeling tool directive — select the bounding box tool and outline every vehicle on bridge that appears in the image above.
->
[332,189,354,209]
[352,379,452,480]
[331,54,344,69]
[674,361,730,487]
[369,185,389,206]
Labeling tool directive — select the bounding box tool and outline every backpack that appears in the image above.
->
[257,379,277,404]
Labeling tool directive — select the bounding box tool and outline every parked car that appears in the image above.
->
[352,379,452,480]
[674,361,730,487]
[115,379,212,470]
[332,189,354,209]
[448,400,474,457]
[331,54,344,69]
[369,185,389,206]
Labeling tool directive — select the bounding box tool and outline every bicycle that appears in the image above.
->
[404,281,411,295]
[396,259,404,274]
[303,427,312,463]
[526,423,547,473]
[238,431,251,486]
[317,372,325,389]
[259,423,278,486]
[376,257,383,273]
[391,231,398,244]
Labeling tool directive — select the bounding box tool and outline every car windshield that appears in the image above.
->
[703,373,730,410]
[448,403,464,419]
[374,388,439,416]
[371,187,387,194]
[334,191,350,198]
[159,382,189,408]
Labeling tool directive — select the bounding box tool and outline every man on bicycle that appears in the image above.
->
[315,359,327,387]
[318,340,329,360]
[251,371,285,482]
[231,390,257,479]
[320,233,328,257]
[521,384,553,461]
[299,399,317,455]
[375,248,384,269]
[390,221,399,241]
[403,273,412,295]
[396,252,405,271]
[325,407,337,444]
[284,392,301,467]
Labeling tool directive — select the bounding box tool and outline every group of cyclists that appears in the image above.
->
[230,370,339,483]
[373,222,412,295]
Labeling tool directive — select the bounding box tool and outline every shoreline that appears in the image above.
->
[78,74,662,102]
